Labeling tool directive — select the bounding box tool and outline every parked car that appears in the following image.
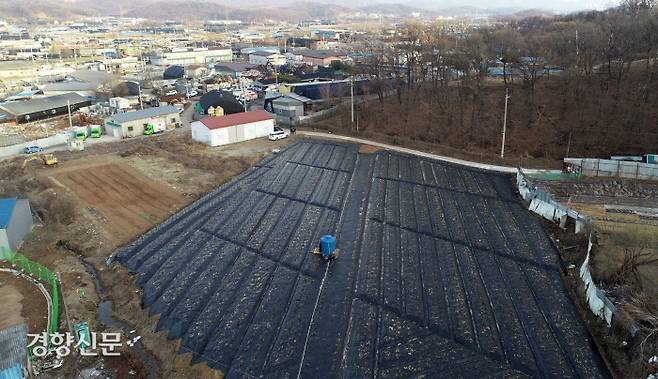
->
[269,129,290,141]
[24,145,43,154]
[165,90,178,96]
[186,90,198,98]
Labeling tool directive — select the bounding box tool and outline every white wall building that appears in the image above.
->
[249,51,286,67]
[191,110,274,147]
[150,47,232,66]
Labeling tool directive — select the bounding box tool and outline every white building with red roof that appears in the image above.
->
[190,110,274,147]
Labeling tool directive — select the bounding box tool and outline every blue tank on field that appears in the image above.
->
[320,235,336,258]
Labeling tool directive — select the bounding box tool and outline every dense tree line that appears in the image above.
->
[347,0,658,161]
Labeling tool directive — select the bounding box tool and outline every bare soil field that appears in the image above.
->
[48,161,185,243]
[0,273,48,335]
[536,177,658,293]
[0,128,295,378]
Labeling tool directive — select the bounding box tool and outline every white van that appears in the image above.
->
[268,128,290,141]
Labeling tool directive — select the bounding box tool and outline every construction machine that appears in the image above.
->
[22,153,58,168]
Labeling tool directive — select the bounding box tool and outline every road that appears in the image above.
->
[297,130,558,174]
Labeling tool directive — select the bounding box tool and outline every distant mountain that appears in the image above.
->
[0,0,599,21]
[504,8,557,19]
[357,3,425,15]
[118,0,352,21]
[0,0,86,19]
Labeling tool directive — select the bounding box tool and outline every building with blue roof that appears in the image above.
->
[0,197,32,251]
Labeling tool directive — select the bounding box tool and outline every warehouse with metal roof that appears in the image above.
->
[104,105,181,138]
[191,110,274,146]
[0,93,91,124]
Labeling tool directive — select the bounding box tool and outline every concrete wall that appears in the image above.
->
[0,133,69,158]
[2,198,32,251]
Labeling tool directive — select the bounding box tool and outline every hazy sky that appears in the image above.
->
[399,0,620,12]
[234,0,622,12]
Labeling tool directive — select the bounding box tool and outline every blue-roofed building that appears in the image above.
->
[0,324,29,379]
[0,198,32,251]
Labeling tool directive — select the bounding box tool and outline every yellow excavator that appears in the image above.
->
[22,153,58,168]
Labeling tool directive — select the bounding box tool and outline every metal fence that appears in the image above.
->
[516,168,638,333]
[0,247,59,336]
[579,236,616,327]
[517,168,589,233]
[565,158,658,181]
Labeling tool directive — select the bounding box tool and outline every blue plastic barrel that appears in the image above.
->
[320,235,336,258]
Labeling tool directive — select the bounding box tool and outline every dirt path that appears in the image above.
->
[298,131,559,174]
[51,162,185,243]
[0,271,48,334]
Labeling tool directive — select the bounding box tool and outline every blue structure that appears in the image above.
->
[320,235,336,259]
[0,364,23,379]
[0,197,33,251]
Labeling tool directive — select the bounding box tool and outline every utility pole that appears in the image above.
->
[274,65,278,87]
[240,77,247,112]
[137,83,143,110]
[500,87,510,158]
[67,100,73,129]
[350,76,355,126]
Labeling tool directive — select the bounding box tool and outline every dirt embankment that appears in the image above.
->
[0,129,295,378]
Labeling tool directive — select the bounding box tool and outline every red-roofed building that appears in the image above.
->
[191,110,274,146]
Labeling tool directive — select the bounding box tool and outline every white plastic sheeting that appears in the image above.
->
[516,168,622,329]
[579,236,614,326]
[517,168,589,233]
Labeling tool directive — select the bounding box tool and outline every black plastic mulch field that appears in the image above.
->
[117,139,607,378]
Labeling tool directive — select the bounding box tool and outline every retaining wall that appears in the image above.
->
[0,133,68,158]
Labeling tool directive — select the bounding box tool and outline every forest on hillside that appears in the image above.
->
[330,0,658,165]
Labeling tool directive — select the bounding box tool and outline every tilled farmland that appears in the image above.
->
[117,139,606,378]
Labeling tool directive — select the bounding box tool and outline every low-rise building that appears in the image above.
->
[271,95,305,122]
[249,51,286,67]
[0,197,32,251]
[0,93,91,124]
[214,62,259,79]
[104,105,180,138]
[150,47,232,66]
[294,50,347,67]
[191,110,274,147]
